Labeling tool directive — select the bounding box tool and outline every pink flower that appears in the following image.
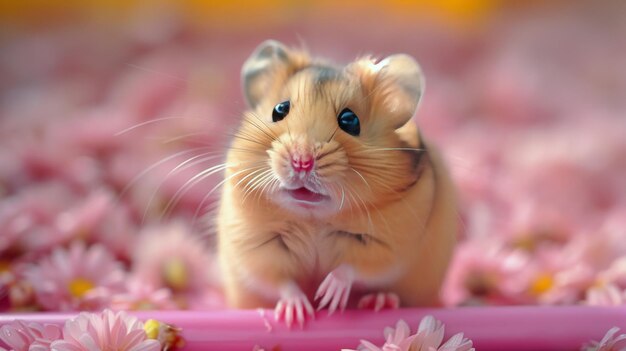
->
[131,222,214,308]
[0,320,62,351]
[110,278,177,311]
[24,242,125,311]
[582,327,626,351]
[346,316,474,351]
[585,284,626,306]
[442,239,528,306]
[356,320,416,351]
[412,316,474,351]
[49,309,160,351]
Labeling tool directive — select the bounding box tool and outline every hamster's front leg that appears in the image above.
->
[314,264,355,314]
[275,281,315,328]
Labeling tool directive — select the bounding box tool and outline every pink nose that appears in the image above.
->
[291,154,314,172]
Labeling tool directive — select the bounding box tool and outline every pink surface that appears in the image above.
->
[2,307,625,350]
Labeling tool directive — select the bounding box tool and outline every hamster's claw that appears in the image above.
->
[357,292,400,311]
[274,286,315,329]
[315,265,354,315]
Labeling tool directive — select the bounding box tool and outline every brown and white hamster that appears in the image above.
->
[217,40,457,327]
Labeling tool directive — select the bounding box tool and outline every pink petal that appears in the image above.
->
[77,333,99,351]
[418,316,437,333]
[0,325,31,351]
[43,324,63,340]
[50,340,85,351]
[128,340,161,351]
[121,329,147,350]
[359,339,383,351]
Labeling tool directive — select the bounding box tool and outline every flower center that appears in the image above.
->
[0,260,10,273]
[68,278,95,298]
[529,273,554,296]
[144,319,161,339]
[162,258,188,291]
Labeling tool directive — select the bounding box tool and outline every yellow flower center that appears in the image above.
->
[144,319,161,340]
[68,278,95,298]
[530,273,554,296]
[0,260,11,273]
[162,258,188,292]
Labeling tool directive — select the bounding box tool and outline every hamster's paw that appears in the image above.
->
[274,283,315,329]
[357,292,400,311]
[315,265,354,315]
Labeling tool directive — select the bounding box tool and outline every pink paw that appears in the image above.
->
[315,265,354,315]
[357,292,400,311]
[274,284,314,328]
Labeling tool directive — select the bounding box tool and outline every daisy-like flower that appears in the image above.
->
[581,327,626,351]
[356,320,416,351]
[443,239,528,306]
[344,316,474,351]
[0,320,62,351]
[23,242,125,311]
[413,316,474,351]
[49,309,161,351]
[585,283,626,306]
[110,277,177,311]
[132,222,213,308]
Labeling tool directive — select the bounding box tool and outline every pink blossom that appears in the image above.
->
[24,242,125,311]
[598,257,626,289]
[355,320,416,351]
[582,327,626,351]
[442,239,528,306]
[412,316,474,351]
[49,309,160,351]
[345,316,474,351]
[585,284,626,307]
[110,277,177,311]
[131,222,214,308]
[0,320,62,351]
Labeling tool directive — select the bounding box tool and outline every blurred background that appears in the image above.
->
[1,1,625,313]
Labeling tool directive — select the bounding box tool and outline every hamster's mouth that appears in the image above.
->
[285,187,329,204]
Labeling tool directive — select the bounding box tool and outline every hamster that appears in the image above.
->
[217,40,457,327]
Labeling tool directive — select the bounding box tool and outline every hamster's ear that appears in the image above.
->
[351,54,425,128]
[241,40,308,108]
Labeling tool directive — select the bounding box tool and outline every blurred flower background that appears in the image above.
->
[1,0,625,314]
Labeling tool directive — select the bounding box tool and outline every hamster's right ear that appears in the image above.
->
[241,40,309,108]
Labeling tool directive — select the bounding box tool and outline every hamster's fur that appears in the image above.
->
[217,40,457,324]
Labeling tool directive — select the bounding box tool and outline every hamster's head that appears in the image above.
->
[229,40,426,218]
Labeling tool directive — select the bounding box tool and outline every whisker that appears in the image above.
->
[190,168,258,224]
[350,167,372,192]
[227,147,269,156]
[229,133,272,148]
[125,63,189,84]
[141,153,224,223]
[254,171,277,206]
[115,116,205,136]
[354,147,426,153]
[344,182,374,233]
[338,184,346,211]
[160,163,237,219]
[160,132,211,145]
[119,147,211,198]
[327,126,340,143]
[244,114,278,143]
[242,169,275,205]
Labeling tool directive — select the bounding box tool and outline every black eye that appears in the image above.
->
[272,100,290,122]
[337,108,360,136]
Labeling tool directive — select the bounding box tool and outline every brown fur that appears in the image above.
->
[217,40,457,308]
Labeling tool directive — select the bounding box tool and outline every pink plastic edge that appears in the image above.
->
[1,306,625,350]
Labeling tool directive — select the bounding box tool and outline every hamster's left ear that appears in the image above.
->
[241,40,309,109]
[350,54,425,129]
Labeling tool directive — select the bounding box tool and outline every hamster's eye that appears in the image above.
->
[337,108,360,136]
[272,100,290,122]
